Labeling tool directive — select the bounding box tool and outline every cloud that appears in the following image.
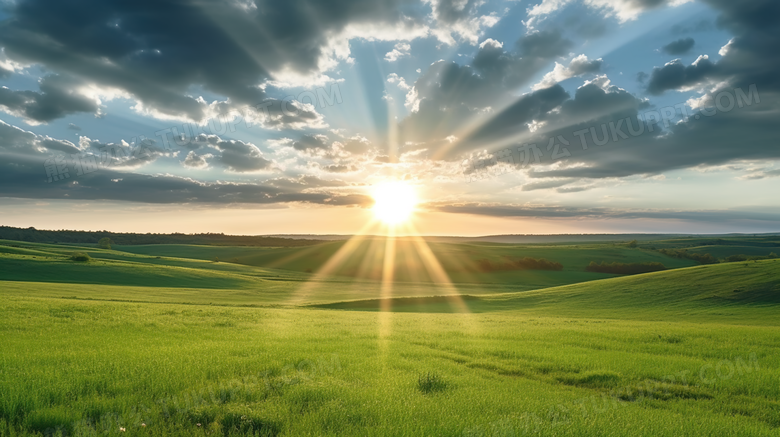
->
[0,0,429,126]
[646,1,780,98]
[182,151,209,169]
[292,134,331,152]
[526,0,691,29]
[67,123,81,131]
[430,203,780,223]
[322,164,356,173]
[0,119,83,155]
[0,154,372,206]
[646,56,717,95]
[556,185,594,193]
[212,139,274,172]
[741,168,780,180]
[514,77,780,180]
[397,31,578,157]
[0,120,369,206]
[79,136,170,168]
[0,75,100,124]
[407,0,780,183]
[662,37,695,55]
[337,135,374,154]
[532,54,603,90]
[425,0,501,45]
[520,178,575,191]
[387,73,411,90]
[385,42,411,62]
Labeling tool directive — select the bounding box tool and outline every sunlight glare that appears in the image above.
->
[371,181,418,225]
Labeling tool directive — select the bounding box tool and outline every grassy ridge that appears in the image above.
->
[114,239,697,284]
[319,260,780,322]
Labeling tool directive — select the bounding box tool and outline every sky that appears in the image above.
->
[0,0,778,236]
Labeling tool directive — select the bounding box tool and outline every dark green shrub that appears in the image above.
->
[586,261,666,275]
[656,248,719,264]
[417,372,447,394]
[69,252,91,262]
[97,237,112,249]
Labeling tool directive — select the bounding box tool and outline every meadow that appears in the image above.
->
[0,237,778,436]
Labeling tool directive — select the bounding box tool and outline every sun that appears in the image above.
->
[371,181,418,225]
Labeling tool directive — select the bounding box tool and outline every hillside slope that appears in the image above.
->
[319,259,780,322]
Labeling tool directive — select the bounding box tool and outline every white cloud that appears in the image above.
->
[526,0,691,30]
[532,54,603,90]
[385,42,411,62]
[387,73,411,90]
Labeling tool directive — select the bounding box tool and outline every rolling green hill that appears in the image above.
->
[319,259,780,322]
[113,239,697,285]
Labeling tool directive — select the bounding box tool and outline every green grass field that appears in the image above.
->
[1,238,778,436]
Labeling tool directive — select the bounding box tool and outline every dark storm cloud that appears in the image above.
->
[0,75,99,123]
[0,119,82,155]
[520,80,778,180]
[661,37,695,55]
[0,150,370,207]
[0,0,424,124]
[646,56,717,95]
[36,137,82,155]
[647,0,780,96]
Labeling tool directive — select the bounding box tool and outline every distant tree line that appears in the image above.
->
[585,261,667,275]
[656,248,778,264]
[0,226,323,247]
[722,253,778,262]
[475,257,563,272]
[656,248,719,264]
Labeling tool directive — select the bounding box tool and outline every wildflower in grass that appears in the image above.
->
[141,423,146,427]
[119,427,126,432]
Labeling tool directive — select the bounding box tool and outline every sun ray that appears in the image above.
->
[401,221,473,314]
[285,219,381,305]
